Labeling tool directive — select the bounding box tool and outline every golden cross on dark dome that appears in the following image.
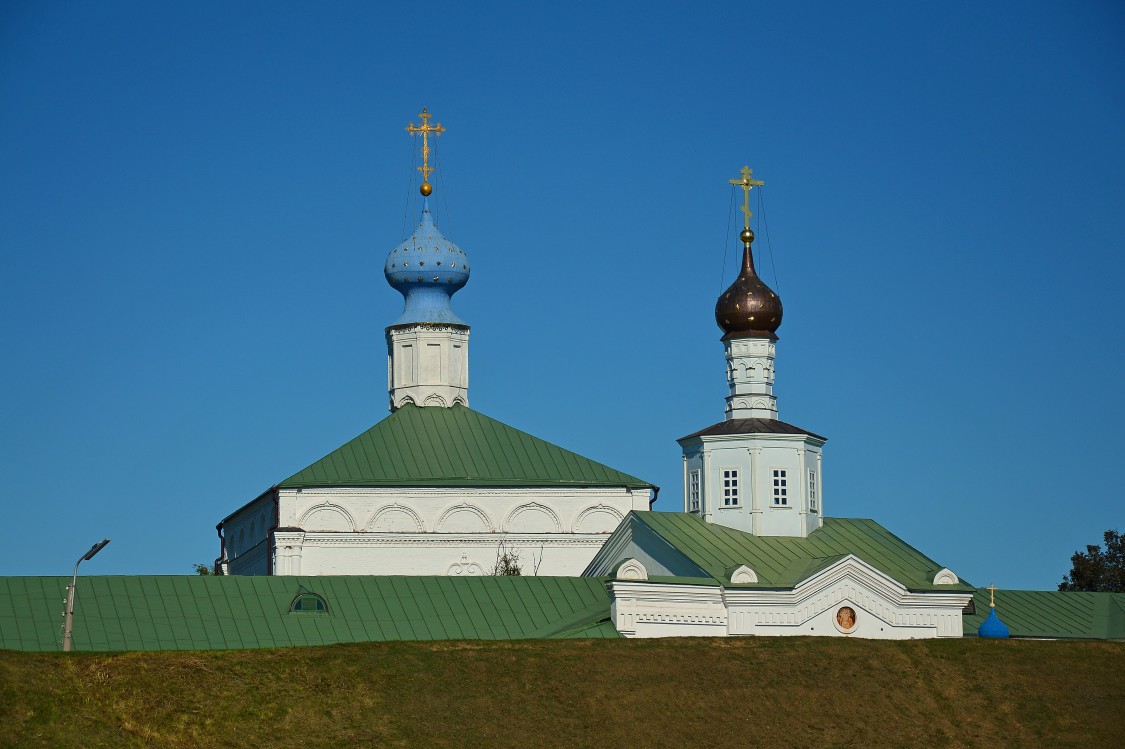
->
[729,165,764,229]
[406,107,446,196]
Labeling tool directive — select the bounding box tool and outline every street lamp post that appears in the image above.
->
[62,538,110,653]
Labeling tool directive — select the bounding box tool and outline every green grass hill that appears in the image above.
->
[3,637,1123,748]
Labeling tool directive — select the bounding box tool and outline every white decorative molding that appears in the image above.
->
[605,555,972,640]
[292,532,609,547]
[932,567,960,585]
[387,324,470,411]
[504,502,562,533]
[436,503,495,533]
[616,558,649,581]
[724,335,778,419]
[299,503,357,531]
[447,554,485,576]
[365,503,425,533]
[573,504,625,534]
[729,564,758,584]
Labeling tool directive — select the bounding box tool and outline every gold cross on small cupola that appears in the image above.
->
[729,165,764,246]
[406,107,446,196]
[987,583,998,609]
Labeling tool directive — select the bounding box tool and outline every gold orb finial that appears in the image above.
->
[420,182,432,197]
[740,227,755,245]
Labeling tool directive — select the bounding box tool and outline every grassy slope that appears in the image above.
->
[2,638,1123,749]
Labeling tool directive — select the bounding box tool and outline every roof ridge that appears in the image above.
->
[277,405,654,489]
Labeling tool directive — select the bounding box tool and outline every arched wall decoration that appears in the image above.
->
[423,394,447,407]
[436,503,494,533]
[397,395,417,408]
[573,504,625,534]
[504,502,562,533]
[365,503,426,533]
[616,558,648,581]
[452,396,467,407]
[447,554,485,576]
[730,564,759,584]
[932,568,959,585]
[299,503,357,532]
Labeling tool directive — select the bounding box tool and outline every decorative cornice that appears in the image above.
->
[274,532,612,547]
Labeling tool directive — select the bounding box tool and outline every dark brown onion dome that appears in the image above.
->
[715,234,783,338]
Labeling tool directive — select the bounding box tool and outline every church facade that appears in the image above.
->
[216,112,972,639]
[582,169,974,639]
[217,110,654,578]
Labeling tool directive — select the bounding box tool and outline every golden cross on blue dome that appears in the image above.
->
[406,107,445,196]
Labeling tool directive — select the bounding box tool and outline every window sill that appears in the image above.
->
[770,504,793,510]
[718,505,742,510]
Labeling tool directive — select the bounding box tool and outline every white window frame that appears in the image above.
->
[808,468,818,513]
[771,468,789,507]
[688,469,701,512]
[721,468,740,508]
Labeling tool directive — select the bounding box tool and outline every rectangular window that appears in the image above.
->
[722,469,740,507]
[808,469,818,512]
[772,469,788,506]
[689,470,701,512]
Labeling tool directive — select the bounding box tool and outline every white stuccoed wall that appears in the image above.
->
[682,433,823,538]
[387,323,469,410]
[223,493,272,575]
[264,485,650,576]
[607,556,971,639]
[725,336,777,419]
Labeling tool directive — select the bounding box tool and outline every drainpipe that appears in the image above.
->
[213,524,225,575]
[649,486,660,508]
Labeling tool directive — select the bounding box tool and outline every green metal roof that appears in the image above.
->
[962,589,1125,640]
[0,575,620,652]
[278,404,654,490]
[597,512,974,593]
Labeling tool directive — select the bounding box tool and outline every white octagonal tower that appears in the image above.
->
[677,166,825,538]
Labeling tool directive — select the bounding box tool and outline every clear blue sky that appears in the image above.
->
[2,1,1122,589]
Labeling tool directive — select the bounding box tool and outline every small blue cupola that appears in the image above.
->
[977,585,1010,638]
[384,201,470,326]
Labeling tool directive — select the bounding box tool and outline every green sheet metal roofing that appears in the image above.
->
[962,589,1125,640]
[278,404,654,490]
[0,575,620,652]
[611,512,975,592]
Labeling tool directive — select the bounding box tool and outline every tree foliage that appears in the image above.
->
[193,563,215,576]
[1058,530,1124,592]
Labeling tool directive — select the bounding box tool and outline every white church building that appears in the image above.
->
[581,169,973,638]
[214,112,976,640]
[216,110,654,578]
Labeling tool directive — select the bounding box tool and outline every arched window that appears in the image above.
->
[289,592,329,614]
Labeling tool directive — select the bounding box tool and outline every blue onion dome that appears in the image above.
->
[384,201,470,326]
[715,228,783,338]
[978,608,1010,639]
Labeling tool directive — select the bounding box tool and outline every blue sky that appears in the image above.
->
[1,1,1122,589]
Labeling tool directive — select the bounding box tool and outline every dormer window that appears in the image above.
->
[289,592,329,614]
[808,469,818,512]
[689,470,701,512]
